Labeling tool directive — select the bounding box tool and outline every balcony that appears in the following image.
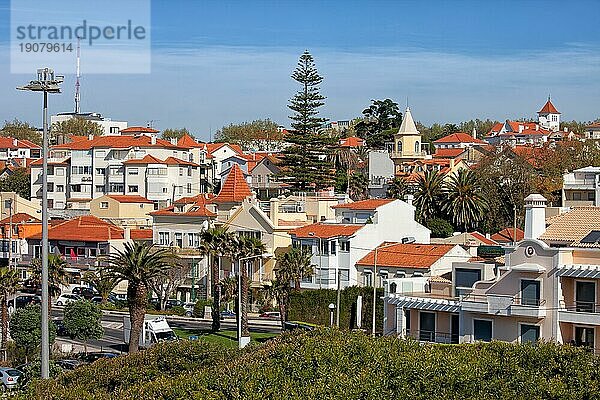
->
[558,301,600,325]
[406,329,458,345]
[389,151,427,159]
[461,293,546,318]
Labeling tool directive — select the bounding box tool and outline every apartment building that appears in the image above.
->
[30,134,200,210]
[0,213,41,276]
[0,137,41,160]
[562,166,600,207]
[290,199,430,290]
[90,194,155,227]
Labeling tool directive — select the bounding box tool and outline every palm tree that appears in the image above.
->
[102,242,176,353]
[275,247,313,290]
[220,276,237,311]
[349,172,369,201]
[0,267,19,352]
[236,236,266,336]
[442,169,489,231]
[386,177,409,200]
[198,226,235,332]
[414,169,444,224]
[261,277,289,325]
[31,254,69,312]
[83,269,121,304]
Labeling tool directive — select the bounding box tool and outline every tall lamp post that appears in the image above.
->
[237,253,270,349]
[17,68,63,379]
[371,242,398,337]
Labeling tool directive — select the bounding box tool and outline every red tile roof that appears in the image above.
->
[538,99,560,114]
[433,148,466,159]
[177,133,203,148]
[120,126,160,134]
[205,143,243,155]
[30,158,70,166]
[122,155,199,167]
[0,213,40,225]
[339,136,365,148]
[290,223,363,239]
[130,228,153,240]
[434,132,486,144]
[27,215,124,242]
[469,232,499,246]
[53,135,186,150]
[150,196,216,218]
[213,164,252,203]
[332,199,394,210]
[491,227,524,243]
[106,195,153,204]
[0,137,41,149]
[356,243,456,269]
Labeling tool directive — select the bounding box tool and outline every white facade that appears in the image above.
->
[562,166,600,207]
[51,112,127,135]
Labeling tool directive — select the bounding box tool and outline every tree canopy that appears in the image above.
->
[161,128,191,141]
[0,168,30,199]
[355,99,403,149]
[51,117,103,138]
[215,120,282,150]
[0,119,41,145]
[63,300,104,352]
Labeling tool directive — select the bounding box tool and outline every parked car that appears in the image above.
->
[20,279,41,295]
[165,299,184,309]
[259,311,281,320]
[80,352,119,363]
[55,359,83,370]
[55,293,81,306]
[14,295,41,309]
[0,368,21,390]
[71,287,97,300]
[111,292,127,302]
[220,310,236,320]
[183,302,195,317]
[53,318,70,337]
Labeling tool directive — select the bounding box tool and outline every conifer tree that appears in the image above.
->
[280,50,335,191]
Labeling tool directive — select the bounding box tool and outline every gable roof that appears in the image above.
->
[332,199,395,210]
[289,223,363,239]
[120,126,159,134]
[538,99,560,114]
[397,107,419,136]
[339,136,365,148]
[205,143,244,156]
[177,133,203,148]
[27,215,125,242]
[150,194,216,218]
[106,195,153,204]
[469,231,499,246]
[540,207,600,247]
[434,132,486,145]
[433,148,467,159]
[53,135,186,150]
[491,227,524,243]
[356,243,457,269]
[122,155,199,167]
[213,164,252,203]
[0,138,41,149]
[0,213,40,225]
[130,228,153,240]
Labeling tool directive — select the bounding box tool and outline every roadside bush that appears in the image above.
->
[21,329,600,399]
[169,306,185,316]
[427,217,455,238]
[193,299,213,318]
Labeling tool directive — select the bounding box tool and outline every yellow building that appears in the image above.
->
[90,195,154,227]
[391,107,426,165]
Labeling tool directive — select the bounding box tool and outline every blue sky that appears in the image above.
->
[1,0,600,141]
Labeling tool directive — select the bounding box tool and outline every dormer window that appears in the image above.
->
[174,205,184,213]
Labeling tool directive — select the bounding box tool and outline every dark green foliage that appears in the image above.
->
[0,119,41,145]
[288,50,327,134]
[18,360,63,388]
[22,330,600,399]
[160,128,190,140]
[0,168,31,199]
[63,300,103,347]
[215,119,281,150]
[287,287,384,332]
[193,299,213,318]
[51,117,103,138]
[427,218,455,238]
[9,305,56,359]
[354,99,403,149]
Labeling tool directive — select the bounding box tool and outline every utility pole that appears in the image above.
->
[335,269,341,327]
[7,199,12,271]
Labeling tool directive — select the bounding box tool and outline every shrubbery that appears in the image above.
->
[22,329,600,399]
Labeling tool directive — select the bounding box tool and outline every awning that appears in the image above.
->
[557,264,600,279]
[385,295,460,313]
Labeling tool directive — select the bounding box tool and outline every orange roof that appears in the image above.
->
[469,232,499,246]
[30,158,70,166]
[0,137,41,149]
[357,243,456,269]
[489,122,504,134]
[290,223,363,239]
[27,215,124,242]
[332,199,394,210]
[0,213,40,225]
[491,227,524,243]
[120,126,159,134]
[177,133,203,148]
[122,155,199,167]
[205,143,244,156]
[149,195,216,217]
[538,99,560,114]
[339,136,365,148]
[130,228,153,240]
[434,132,486,144]
[53,135,186,150]
[106,195,153,204]
[213,164,252,203]
[433,148,466,159]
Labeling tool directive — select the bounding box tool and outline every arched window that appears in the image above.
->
[390,282,397,294]
[415,141,420,154]
[396,141,402,153]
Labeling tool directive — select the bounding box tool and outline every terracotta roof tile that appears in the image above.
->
[177,133,203,148]
[130,228,153,240]
[433,148,466,159]
[0,213,40,225]
[332,199,395,210]
[27,215,124,242]
[434,132,486,145]
[429,275,452,284]
[120,126,159,134]
[106,195,153,204]
[53,135,186,150]
[213,164,252,203]
[540,207,600,247]
[0,137,41,149]
[357,243,457,269]
[538,99,560,114]
[469,231,498,246]
[339,136,365,148]
[491,228,524,243]
[290,223,363,239]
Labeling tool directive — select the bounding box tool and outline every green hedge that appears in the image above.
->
[288,286,384,331]
[22,329,600,399]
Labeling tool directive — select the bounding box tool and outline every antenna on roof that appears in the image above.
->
[406,96,409,108]
[74,37,81,114]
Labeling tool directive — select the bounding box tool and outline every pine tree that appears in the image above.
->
[280,50,335,191]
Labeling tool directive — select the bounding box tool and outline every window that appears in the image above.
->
[175,233,183,248]
[71,184,82,192]
[56,167,64,176]
[77,247,85,256]
[320,240,329,255]
[128,185,139,193]
[330,241,336,255]
[419,312,435,342]
[47,183,54,192]
[414,141,420,154]
[187,166,192,176]
[95,150,107,158]
[56,185,64,192]
[109,183,124,193]
[339,269,349,282]
[521,280,541,306]
[179,168,184,176]
[158,232,170,246]
[364,272,373,287]
[455,268,481,297]
[193,233,200,247]
[109,127,119,134]
[473,319,492,342]
[520,324,540,344]
[573,192,582,201]
[187,183,192,194]
[396,141,402,153]
[71,166,92,175]
[95,185,105,192]
[148,168,167,175]
[575,326,595,349]
[109,166,123,175]
[576,281,596,312]
[588,192,596,201]
[95,168,105,175]
[162,187,168,193]
[188,233,194,248]
[128,168,139,175]
[89,248,97,257]
[100,202,109,209]
[451,314,459,344]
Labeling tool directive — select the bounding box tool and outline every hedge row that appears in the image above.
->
[23,329,600,399]
[288,286,384,331]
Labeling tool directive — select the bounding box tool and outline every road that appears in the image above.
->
[50,308,282,354]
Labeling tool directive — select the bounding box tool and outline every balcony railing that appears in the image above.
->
[562,301,599,313]
[405,329,458,344]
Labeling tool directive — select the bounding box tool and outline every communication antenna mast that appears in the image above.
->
[74,37,81,114]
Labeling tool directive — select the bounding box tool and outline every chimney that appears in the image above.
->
[151,134,157,145]
[524,194,547,240]
[124,226,131,241]
[88,134,94,140]
[270,198,280,225]
[404,194,414,206]
[472,127,477,139]
[12,138,17,147]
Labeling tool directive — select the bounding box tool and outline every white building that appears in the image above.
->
[537,97,561,132]
[562,166,600,207]
[51,112,127,136]
[0,137,41,161]
[290,199,430,290]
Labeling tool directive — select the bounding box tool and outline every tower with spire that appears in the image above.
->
[537,96,560,132]
[391,107,425,164]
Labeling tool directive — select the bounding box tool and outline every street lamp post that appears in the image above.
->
[17,68,63,379]
[372,242,398,337]
[237,253,270,349]
[328,303,335,327]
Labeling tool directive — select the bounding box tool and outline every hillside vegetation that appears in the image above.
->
[22,329,600,399]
